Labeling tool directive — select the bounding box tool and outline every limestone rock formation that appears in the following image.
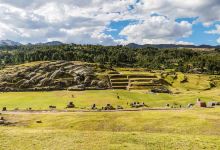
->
[0,61,109,91]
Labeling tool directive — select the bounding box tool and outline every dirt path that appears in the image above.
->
[0,108,184,114]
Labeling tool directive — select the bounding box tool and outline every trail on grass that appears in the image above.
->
[0,108,184,114]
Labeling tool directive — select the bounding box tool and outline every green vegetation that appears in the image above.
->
[0,88,219,110]
[1,108,220,149]
[0,46,219,149]
[0,72,219,110]
[0,44,219,74]
[0,71,218,149]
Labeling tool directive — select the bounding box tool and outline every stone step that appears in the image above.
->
[112,83,129,86]
[112,86,128,89]
[109,74,128,79]
[110,79,129,82]
[128,86,162,90]
[130,83,161,86]
[129,78,156,82]
[128,75,157,78]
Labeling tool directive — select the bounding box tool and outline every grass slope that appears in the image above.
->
[1,108,220,150]
[0,64,220,149]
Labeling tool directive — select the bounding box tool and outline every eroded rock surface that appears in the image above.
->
[0,61,109,91]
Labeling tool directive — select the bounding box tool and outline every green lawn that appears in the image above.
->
[0,88,219,110]
[1,108,220,150]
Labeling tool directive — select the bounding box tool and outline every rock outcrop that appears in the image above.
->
[0,61,109,91]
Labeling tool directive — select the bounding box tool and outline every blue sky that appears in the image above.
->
[105,20,137,40]
[182,23,219,46]
[107,17,220,46]
[0,0,220,45]
[175,18,220,45]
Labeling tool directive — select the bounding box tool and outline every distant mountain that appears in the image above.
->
[126,43,220,49]
[45,41,63,46]
[0,40,22,46]
[0,40,64,47]
[35,41,64,46]
[0,40,219,49]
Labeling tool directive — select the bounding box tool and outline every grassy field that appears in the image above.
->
[0,66,220,149]
[1,108,220,149]
[0,88,219,110]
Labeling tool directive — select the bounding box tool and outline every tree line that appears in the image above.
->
[0,44,219,74]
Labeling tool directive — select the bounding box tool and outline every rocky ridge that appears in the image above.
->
[0,61,109,91]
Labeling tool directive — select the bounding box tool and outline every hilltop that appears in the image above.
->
[0,44,219,75]
[1,39,220,49]
[0,61,219,93]
[0,40,64,47]
[0,40,22,47]
[126,43,220,50]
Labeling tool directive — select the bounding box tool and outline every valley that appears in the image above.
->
[0,61,219,149]
[0,45,219,150]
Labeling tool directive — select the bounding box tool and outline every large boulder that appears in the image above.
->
[16,79,27,86]
[48,65,57,71]
[50,69,66,79]
[72,66,94,76]
[0,82,15,88]
[151,87,171,93]
[30,74,44,83]
[74,76,82,84]
[1,75,16,83]
[14,71,27,78]
[19,80,35,88]
[97,81,108,88]
[0,120,4,125]
[91,80,99,86]
[39,78,52,87]
[66,102,75,108]
[27,72,36,78]
[207,102,216,107]
[64,65,75,70]
[84,76,92,86]
[188,68,203,74]
[45,72,53,78]
[1,87,18,92]
[67,84,85,91]
[130,102,147,108]
[153,79,171,86]
[30,86,59,91]
[102,104,115,110]
[52,80,69,88]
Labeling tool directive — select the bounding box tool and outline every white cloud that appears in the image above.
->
[119,15,192,44]
[176,41,193,45]
[0,0,136,45]
[0,0,220,45]
[206,24,220,34]
[217,37,220,44]
[106,28,117,32]
[135,0,220,24]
